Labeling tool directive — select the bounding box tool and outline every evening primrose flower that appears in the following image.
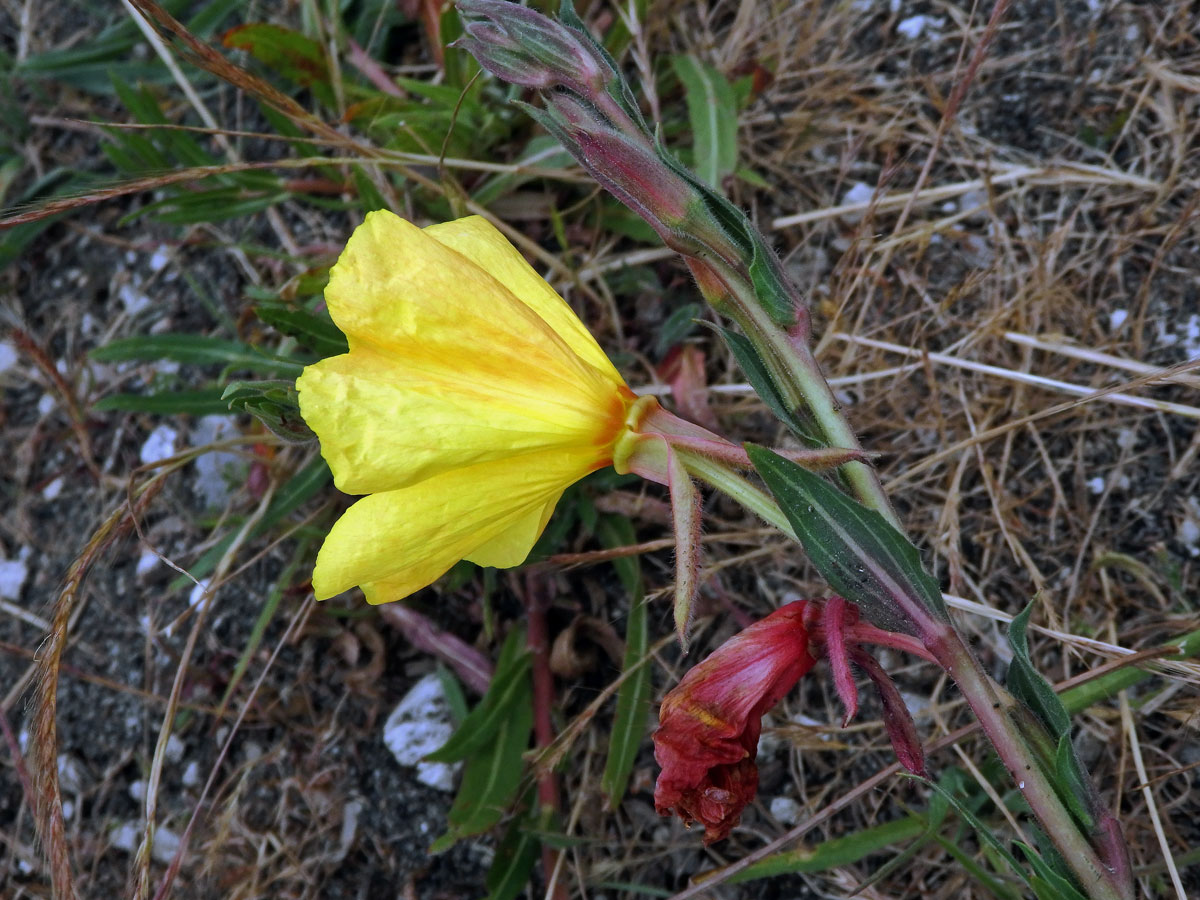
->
[297,210,641,605]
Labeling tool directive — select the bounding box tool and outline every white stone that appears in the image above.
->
[0,341,18,374]
[1109,308,1128,329]
[165,734,186,763]
[1087,476,1105,495]
[1183,314,1200,359]
[118,282,152,316]
[838,181,878,224]
[187,579,211,609]
[769,796,803,826]
[1179,501,1200,557]
[0,558,29,600]
[897,15,939,39]
[181,760,201,788]
[42,477,64,500]
[62,800,75,821]
[136,549,159,577]
[383,673,461,792]
[57,754,84,793]
[149,245,170,272]
[190,415,244,509]
[1116,428,1137,450]
[37,394,55,416]
[128,780,147,801]
[139,424,178,465]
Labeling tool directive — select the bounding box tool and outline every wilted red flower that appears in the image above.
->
[652,601,815,843]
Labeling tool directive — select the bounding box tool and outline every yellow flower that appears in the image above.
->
[297,210,636,605]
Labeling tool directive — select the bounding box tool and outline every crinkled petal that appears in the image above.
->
[423,216,623,382]
[653,602,816,843]
[297,344,624,495]
[312,448,600,603]
[323,210,622,402]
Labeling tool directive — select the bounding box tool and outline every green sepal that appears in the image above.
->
[222,380,315,443]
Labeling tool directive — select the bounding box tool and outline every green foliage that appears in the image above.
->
[222,23,334,106]
[429,628,533,852]
[597,516,652,807]
[222,380,315,443]
[671,55,739,190]
[747,444,948,635]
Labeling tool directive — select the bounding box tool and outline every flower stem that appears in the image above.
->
[928,628,1130,900]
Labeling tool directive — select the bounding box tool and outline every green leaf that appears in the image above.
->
[91,334,303,377]
[727,816,925,883]
[433,681,533,849]
[747,444,947,634]
[1054,734,1095,828]
[483,807,543,900]
[253,301,344,359]
[1006,602,1071,736]
[671,55,739,190]
[598,516,652,807]
[222,380,315,443]
[93,389,231,417]
[716,326,818,443]
[221,23,334,106]
[1016,842,1090,900]
[425,628,532,763]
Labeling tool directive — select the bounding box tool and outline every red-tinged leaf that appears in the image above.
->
[222,23,331,97]
[851,647,925,776]
[824,596,859,727]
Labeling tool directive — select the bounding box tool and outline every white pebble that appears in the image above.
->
[0,558,29,600]
[1109,308,1128,329]
[128,780,147,801]
[118,282,152,316]
[139,424,178,465]
[0,341,18,374]
[383,673,461,792]
[37,394,55,416]
[897,15,939,39]
[191,415,244,509]
[165,734,186,763]
[136,549,159,577]
[149,245,170,272]
[187,579,210,608]
[42,477,64,500]
[1087,476,1105,495]
[181,760,201,788]
[769,796,802,826]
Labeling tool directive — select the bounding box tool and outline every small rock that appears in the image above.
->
[136,549,159,577]
[383,673,461,792]
[42,477,64,501]
[129,780,147,801]
[840,181,876,223]
[57,754,84,793]
[190,415,245,509]
[769,796,802,826]
[1088,476,1105,495]
[140,424,178,465]
[37,394,55,416]
[181,760,201,788]
[118,282,152,316]
[0,341,18,374]
[149,245,170,272]
[0,557,29,600]
[897,15,941,39]
[1109,309,1128,330]
[165,734,186,764]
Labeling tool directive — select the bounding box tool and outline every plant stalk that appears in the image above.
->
[929,628,1130,900]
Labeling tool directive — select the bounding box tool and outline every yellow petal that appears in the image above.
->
[324,210,620,397]
[311,447,601,603]
[297,342,625,495]
[423,216,623,383]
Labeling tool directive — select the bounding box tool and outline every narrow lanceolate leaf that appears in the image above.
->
[94,389,231,417]
[431,686,533,851]
[597,516,653,808]
[1006,602,1071,736]
[746,444,947,637]
[672,55,738,190]
[425,628,531,764]
[91,334,303,377]
[483,806,543,900]
[717,326,818,443]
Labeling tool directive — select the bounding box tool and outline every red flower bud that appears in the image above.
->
[652,601,816,843]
